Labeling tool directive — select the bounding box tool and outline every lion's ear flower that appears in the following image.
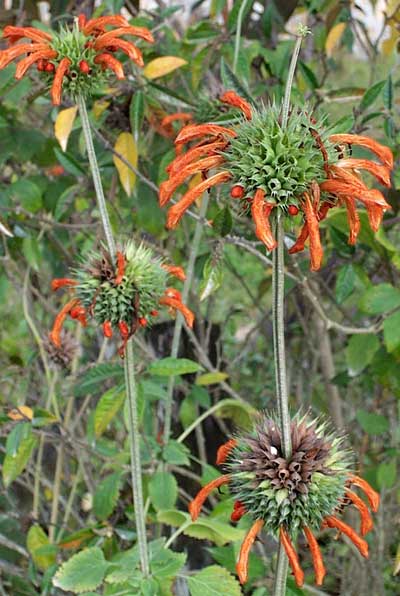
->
[49,242,193,356]
[0,14,153,105]
[159,93,393,270]
[188,412,380,588]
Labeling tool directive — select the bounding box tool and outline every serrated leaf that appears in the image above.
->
[187,565,241,596]
[383,311,400,353]
[113,132,138,196]
[143,56,187,79]
[196,372,229,386]
[359,284,400,314]
[151,548,186,580]
[346,334,379,377]
[325,22,346,57]
[55,106,78,152]
[93,473,122,520]
[356,410,389,435]
[163,441,190,466]
[148,357,203,376]
[94,387,125,438]
[335,264,355,304]
[3,434,37,487]
[53,547,109,593]
[27,525,56,570]
[148,472,178,511]
[74,364,124,397]
[360,80,385,111]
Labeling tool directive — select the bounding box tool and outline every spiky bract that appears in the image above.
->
[74,242,167,326]
[223,105,335,209]
[226,412,352,536]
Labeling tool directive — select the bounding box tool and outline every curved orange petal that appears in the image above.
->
[320,180,390,208]
[115,251,126,284]
[15,48,57,79]
[2,25,52,43]
[95,37,143,66]
[167,139,228,176]
[279,527,304,587]
[216,438,237,465]
[166,171,231,229]
[94,25,154,45]
[342,197,361,245]
[175,123,236,146]
[365,203,384,232]
[251,189,277,251]
[348,475,380,512]
[302,193,323,271]
[51,57,71,105]
[161,264,186,281]
[336,158,391,187]
[345,489,373,536]
[83,16,129,36]
[94,53,125,79]
[188,475,230,521]
[50,298,79,347]
[324,516,369,557]
[161,112,193,127]
[51,278,77,291]
[236,519,264,584]
[220,90,252,120]
[288,221,309,255]
[303,527,326,586]
[159,295,194,328]
[0,42,48,69]
[329,134,393,169]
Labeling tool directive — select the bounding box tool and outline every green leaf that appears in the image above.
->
[359,284,400,314]
[148,472,178,511]
[27,525,56,570]
[3,434,37,487]
[383,74,393,110]
[216,398,256,430]
[54,148,86,177]
[94,387,125,438]
[196,372,229,386]
[220,58,253,104]
[130,91,145,141]
[359,80,385,110]
[299,61,319,89]
[356,410,389,435]
[106,545,141,585]
[151,548,186,580]
[185,21,219,44]
[22,236,41,271]
[74,363,124,396]
[346,334,380,376]
[377,459,397,489]
[383,311,400,353]
[93,472,122,520]
[163,441,190,466]
[148,357,203,376]
[32,408,59,427]
[335,264,355,304]
[213,206,232,237]
[53,547,109,593]
[10,179,42,212]
[6,422,31,456]
[187,565,241,596]
[199,258,223,302]
[157,510,245,547]
[326,115,355,134]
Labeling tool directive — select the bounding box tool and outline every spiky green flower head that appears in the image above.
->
[74,242,168,327]
[226,412,353,537]
[223,104,337,211]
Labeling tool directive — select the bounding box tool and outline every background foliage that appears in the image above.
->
[0,1,399,595]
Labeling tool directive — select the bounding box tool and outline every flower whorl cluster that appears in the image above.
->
[189,412,380,587]
[0,14,153,105]
[160,92,393,270]
[49,242,194,356]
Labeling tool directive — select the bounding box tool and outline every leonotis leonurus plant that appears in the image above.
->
[189,412,379,587]
[49,242,193,356]
[159,91,393,270]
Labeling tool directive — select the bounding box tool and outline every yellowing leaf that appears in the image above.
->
[143,56,187,79]
[382,24,398,56]
[8,405,33,421]
[325,22,346,57]
[93,100,110,119]
[196,372,229,386]
[27,525,56,570]
[113,132,138,196]
[55,106,78,152]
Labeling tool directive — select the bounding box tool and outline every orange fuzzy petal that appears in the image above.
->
[279,527,305,587]
[15,48,57,79]
[78,14,87,29]
[50,298,79,347]
[216,438,237,465]
[167,140,228,176]
[2,26,52,43]
[302,193,323,271]
[162,264,186,281]
[336,158,391,187]
[303,527,326,586]
[342,197,361,245]
[94,25,154,45]
[95,37,143,66]
[175,123,236,146]
[51,278,77,291]
[251,189,277,251]
[166,171,231,229]
[159,155,225,206]
[329,134,393,169]
[319,180,390,208]
[236,519,264,584]
[365,203,384,232]
[69,305,87,326]
[0,42,48,69]
[115,251,126,285]
[288,222,309,254]
[83,16,129,36]
[324,516,369,557]
[188,475,230,521]
[161,112,193,127]
[51,57,71,105]
[159,296,194,328]
[349,475,380,512]
[94,53,125,79]
[102,321,113,338]
[345,490,373,536]
[220,90,252,120]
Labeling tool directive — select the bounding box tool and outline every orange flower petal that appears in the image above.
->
[365,203,384,232]
[115,251,126,285]
[279,527,304,587]
[288,222,309,255]
[94,25,154,45]
[83,16,129,36]
[15,48,57,79]
[167,139,228,176]
[161,112,193,127]
[324,515,369,557]
[94,53,125,79]
[342,197,361,245]
[50,298,79,347]
[302,192,323,271]
[303,527,326,586]
[320,180,390,208]
[0,42,48,69]
[51,278,77,291]
[349,475,380,512]
[336,158,391,187]
[51,57,71,105]
[161,264,186,281]
[216,438,237,465]
[329,134,393,169]
[345,489,373,536]
[94,37,143,66]
[188,474,230,521]
[159,155,225,207]
[159,295,194,328]
[175,123,236,146]
[251,189,277,251]
[166,171,231,229]
[220,90,252,120]
[2,25,52,43]
[236,519,264,584]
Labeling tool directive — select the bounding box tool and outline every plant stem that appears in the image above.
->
[233,0,249,74]
[77,95,116,258]
[163,193,209,445]
[125,339,149,576]
[281,26,309,128]
[78,96,148,573]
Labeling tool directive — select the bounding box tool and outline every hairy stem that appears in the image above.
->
[233,0,250,74]
[163,193,210,444]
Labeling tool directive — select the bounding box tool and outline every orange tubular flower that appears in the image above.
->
[159,288,195,328]
[160,98,393,270]
[94,53,125,79]
[51,57,71,105]
[236,519,265,584]
[323,516,369,558]
[161,112,193,127]
[345,489,373,536]
[280,527,305,587]
[188,475,230,521]
[216,438,237,465]
[303,526,326,586]
[161,264,186,281]
[348,474,380,512]
[50,298,81,347]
